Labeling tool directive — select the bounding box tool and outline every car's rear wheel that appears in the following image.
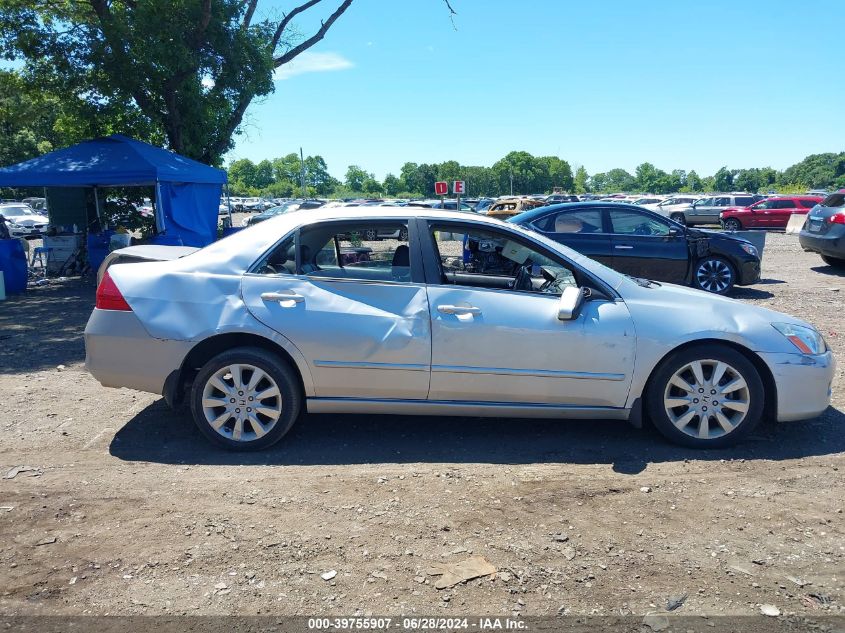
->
[190,347,301,451]
[364,229,379,241]
[694,256,735,294]
[646,345,764,448]
[821,255,845,269]
[670,212,686,225]
[722,218,742,231]
[399,227,409,241]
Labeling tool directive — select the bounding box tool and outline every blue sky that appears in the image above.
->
[228,0,845,180]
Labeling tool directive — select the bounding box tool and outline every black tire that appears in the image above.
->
[722,218,742,231]
[189,346,301,451]
[670,212,686,225]
[646,344,765,449]
[399,227,409,241]
[821,254,845,269]
[364,229,378,241]
[693,256,735,295]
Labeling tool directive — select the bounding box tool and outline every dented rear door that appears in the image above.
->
[242,275,432,400]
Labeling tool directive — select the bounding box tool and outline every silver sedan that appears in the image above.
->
[85,207,834,451]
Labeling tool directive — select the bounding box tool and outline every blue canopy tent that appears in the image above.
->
[0,134,227,247]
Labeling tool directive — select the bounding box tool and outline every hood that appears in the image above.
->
[10,214,49,226]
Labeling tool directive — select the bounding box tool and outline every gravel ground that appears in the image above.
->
[0,231,843,619]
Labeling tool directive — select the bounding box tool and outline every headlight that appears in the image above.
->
[772,322,827,355]
[740,243,758,258]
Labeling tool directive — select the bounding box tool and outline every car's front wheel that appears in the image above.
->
[821,254,845,269]
[722,218,742,231]
[190,347,301,451]
[646,345,764,448]
[694,256,735,294]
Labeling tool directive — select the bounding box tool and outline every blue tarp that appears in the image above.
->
[0,134,226,247]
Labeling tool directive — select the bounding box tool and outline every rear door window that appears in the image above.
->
[609,209,671,236]
[799,199,819,209]
[734,196,755,206]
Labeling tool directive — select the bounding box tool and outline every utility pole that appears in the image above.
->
[300,147,307,198]
[510,171,514,196]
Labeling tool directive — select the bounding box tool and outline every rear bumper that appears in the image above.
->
[84,309,192,396]
[758,351,835,422]
[799,225,845,258]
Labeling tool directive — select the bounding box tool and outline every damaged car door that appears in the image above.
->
[241,219,432,400]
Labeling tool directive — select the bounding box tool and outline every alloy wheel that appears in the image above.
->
[663,359,750,440]
[696,258,733,293]
[201,363,283,442]
[723,219,741,231]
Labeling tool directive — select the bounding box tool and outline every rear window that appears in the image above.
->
[821,193,845,208]
[799,200,819,209]
[533,209,603,233]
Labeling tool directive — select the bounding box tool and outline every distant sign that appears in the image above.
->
[434,181,448,196]
[453,180,466,195]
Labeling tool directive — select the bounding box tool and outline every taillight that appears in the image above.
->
[827,212,845,224]
[95,270,132,311]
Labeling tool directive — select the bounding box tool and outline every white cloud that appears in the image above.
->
[274,51,354,81]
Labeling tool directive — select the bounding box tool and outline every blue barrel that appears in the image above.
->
[87,230,114,271]
[222,226,244,238]
[0,239,28,294]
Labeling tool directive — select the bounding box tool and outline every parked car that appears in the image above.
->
[85,207,832,452]
[546,194,580,204]
[720,196,823,231]
[474,198,496,214]
[424,200,475,212]
[0,203,49,238]
[510,202,760,294]
[486,197,546,219]
[629,196,664,208]
[648,195,702,217]
[675,194,766,226]
[799,190,845,268]
[242,200,323,227]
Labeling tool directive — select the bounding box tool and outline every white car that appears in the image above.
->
[649,195,706,219]
[85,207,834,452]
[0,203,49,238]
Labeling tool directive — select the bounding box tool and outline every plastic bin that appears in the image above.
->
[0,239,28,294]
[87,230,115,270]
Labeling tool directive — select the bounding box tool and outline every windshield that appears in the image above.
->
[1,206,34,217]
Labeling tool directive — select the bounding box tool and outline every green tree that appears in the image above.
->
[383,173,401,196]
[684,170,703,192]
[573,166,589,194]
[1,1,356,164]
[635,162,669,193]
[228,158,258,188]
[254,159,274,190]
[539,156,574,192]
[345,165,368,192]
[713,166,733,192]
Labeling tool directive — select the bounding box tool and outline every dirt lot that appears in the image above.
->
[0,231,843,620]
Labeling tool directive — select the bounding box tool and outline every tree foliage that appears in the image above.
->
[0,0,355,165]
[225,150,845,199]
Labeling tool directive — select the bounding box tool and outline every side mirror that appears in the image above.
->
[668,226,681,237]
[558,286,585,321]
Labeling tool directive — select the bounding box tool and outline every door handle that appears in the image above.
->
[261,292,304,304]
[614,245,634,250]
[437,304,481,316]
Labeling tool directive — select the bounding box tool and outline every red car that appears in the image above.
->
[720,196,823,230]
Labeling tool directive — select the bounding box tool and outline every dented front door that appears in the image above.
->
[242,276,431,399]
